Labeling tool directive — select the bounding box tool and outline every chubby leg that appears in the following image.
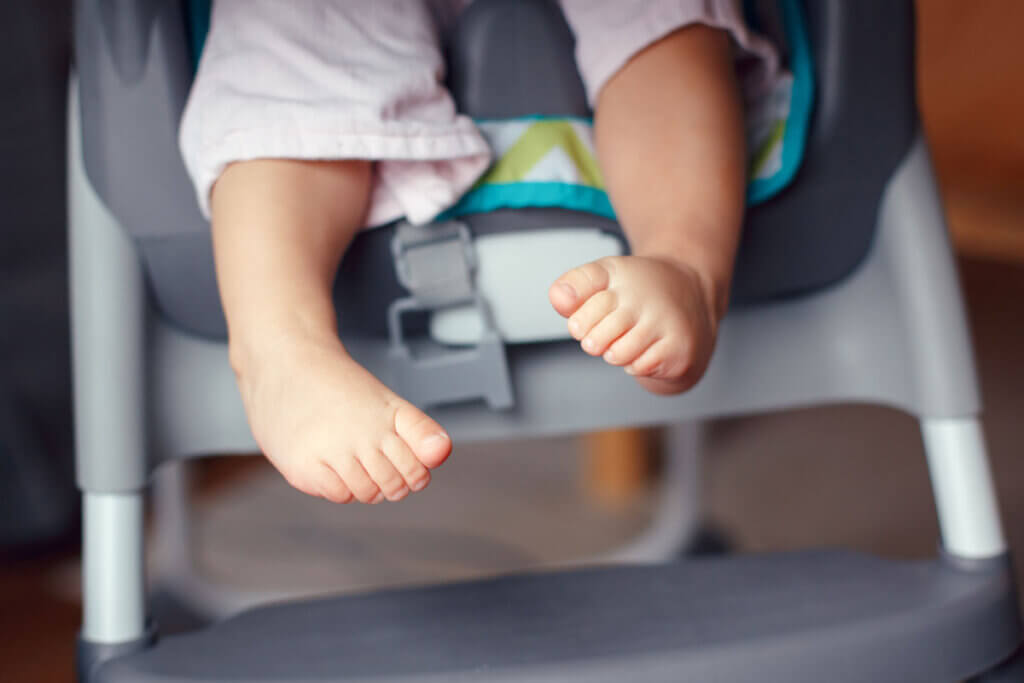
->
[550,25,745,394]
[211,159,452,504]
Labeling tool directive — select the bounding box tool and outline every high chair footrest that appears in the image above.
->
[96,550,1020,683]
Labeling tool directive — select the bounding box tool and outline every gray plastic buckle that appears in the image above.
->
[391,220,477,306]
[387,221,513,410]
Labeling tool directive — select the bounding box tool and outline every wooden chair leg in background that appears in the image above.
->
[581,428,662,507]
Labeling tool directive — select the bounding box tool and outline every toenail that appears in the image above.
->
[582,338,595,352]
[421,433,449,449]
[625,365,637,375]
[411,478,428,492]
[603,350,615,362]
[568,319,581,336]
[558,282,576,300]
[388,486,409,501]
[370,492,384,504]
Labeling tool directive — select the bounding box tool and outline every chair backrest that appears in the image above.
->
[443,0,918,306]
[73,0,917,339]
[732,1,917,304]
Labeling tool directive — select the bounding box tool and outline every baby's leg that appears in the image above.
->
[549,24,746,394]
[211,159,452,504]
[178,0,488,504]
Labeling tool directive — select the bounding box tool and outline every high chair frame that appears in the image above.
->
[70,0,1023,680]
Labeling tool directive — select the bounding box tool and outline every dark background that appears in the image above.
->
[0,1,75,552]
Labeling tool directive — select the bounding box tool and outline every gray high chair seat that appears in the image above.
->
[70,0,1023,681]
[79,0,910,341]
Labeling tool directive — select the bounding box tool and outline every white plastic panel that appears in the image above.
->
[429,229,624,345]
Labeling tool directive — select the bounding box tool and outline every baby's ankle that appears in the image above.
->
[227,321,343,383]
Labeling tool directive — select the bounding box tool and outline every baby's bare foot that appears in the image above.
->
[232,333,452,504]
[548,256,717,395]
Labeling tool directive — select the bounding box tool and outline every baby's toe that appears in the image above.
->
[316,462,354,504]
[627,339,672,377]
[381,432,431,492]
[359,449,410,501]
[603,324,659,367]
[393,401,452,469]
[549,261,613,318]
[332,456,383,504]
[567,290,618,340]
[628,339,694,380]
[581,309,636,356]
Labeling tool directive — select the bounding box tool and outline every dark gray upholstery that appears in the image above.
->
[446,0,589,118]
[730,0,917,304]
[94,551,1021,682]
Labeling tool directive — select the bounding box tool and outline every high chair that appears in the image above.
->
[71,0,1023,680]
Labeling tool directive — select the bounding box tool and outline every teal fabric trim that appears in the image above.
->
[474,114,594,126]
[186,0,211,72]
[745,0,815,204]
[439,183,616,221]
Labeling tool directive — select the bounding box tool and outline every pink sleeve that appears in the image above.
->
[178,0,489,226]
[558,0,781,106]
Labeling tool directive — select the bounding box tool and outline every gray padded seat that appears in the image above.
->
[75,0,915,340]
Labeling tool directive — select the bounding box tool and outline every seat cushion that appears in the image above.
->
[97,551,1019,682]
[138,1,916,340]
